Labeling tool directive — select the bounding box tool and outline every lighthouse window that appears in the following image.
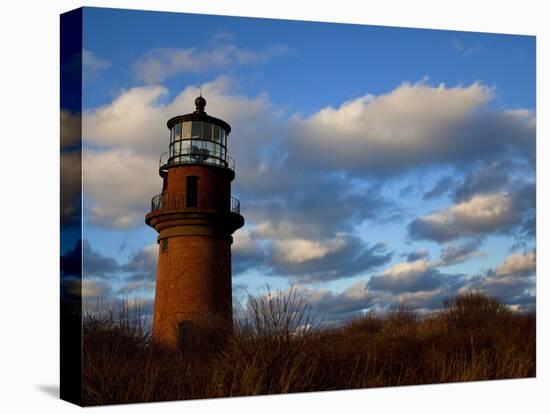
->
[181,139,190,154]
[191,121,202,138]
[174,122,182,139]
[171,140,178,155]
[186,176,199,207]
[203,122,213,140]
[161,238,168,253]
[205,140,214,155]
[213,125,221,141]
[182,121,191,139]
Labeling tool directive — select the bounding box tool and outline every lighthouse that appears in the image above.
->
[145,95,244,348]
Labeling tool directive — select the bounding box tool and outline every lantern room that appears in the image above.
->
[161,96,232,172]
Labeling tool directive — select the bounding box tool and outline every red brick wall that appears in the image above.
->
[152,235,232,347]
[165,165,231,210]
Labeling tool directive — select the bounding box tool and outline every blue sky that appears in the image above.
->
[61,7,536,323]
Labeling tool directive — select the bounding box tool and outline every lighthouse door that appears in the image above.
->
[186,176,199,207]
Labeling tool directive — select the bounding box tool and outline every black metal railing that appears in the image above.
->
[159,151,235,173]
[150,192,241,214]
[230,196,240,214]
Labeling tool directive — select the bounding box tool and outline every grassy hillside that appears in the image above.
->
[82,291,535,405]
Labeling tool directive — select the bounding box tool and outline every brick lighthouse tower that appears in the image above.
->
[145,95,244,348]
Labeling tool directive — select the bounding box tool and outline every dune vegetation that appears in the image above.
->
[82,290,535,406]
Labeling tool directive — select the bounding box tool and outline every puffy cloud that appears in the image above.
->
[82,49,111,80]
[494,250,536,277]
[232,229,267,275]
[273,236,346,264]
[83,85,170,156]
[362,256,471,313]
[133,42,289,83]
[83,149,160,228]
[270,236,392,283]
[235,230,392,283]
[287,80,535,176]
[233,229,261,256]
[460,250,536,310]
[415,160,535,246]
[408,190,532,242]
[367,259,443,293]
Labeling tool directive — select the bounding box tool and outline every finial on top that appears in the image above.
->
[195,95,206,113]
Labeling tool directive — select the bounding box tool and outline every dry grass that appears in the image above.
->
[82,290,535,406]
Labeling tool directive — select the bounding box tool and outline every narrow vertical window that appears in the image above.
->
[161,238,168,253]
[182,121,192,139]
[203,122,212,140]
[186,176,199,207]
[191,121,202,138]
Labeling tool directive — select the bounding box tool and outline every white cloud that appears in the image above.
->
[83,49,111,80]
[83,149,160,228]
[458,250,536,310]
[287,80,534,174]
[368,259,444,293]
[133,43,289,84]
[273,236,346,264]
[495,250,536,277]
[380,259,432,279]
[452,193,513,227]
[83,85,170,156]
[233,229,260,256]
[409,192,523,242]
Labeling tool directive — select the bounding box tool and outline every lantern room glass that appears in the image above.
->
[168,121,228,167]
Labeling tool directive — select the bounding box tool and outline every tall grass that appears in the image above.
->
[82,290,535,406]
